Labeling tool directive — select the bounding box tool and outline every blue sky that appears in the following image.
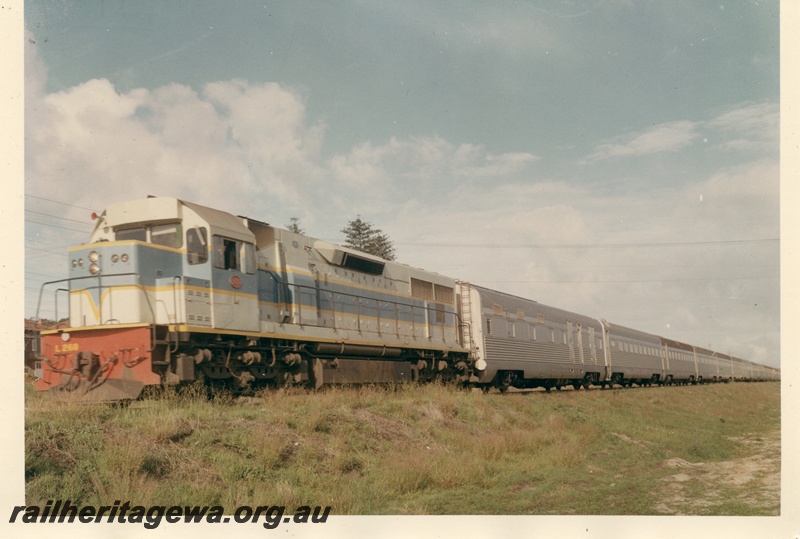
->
[21,0,781,368]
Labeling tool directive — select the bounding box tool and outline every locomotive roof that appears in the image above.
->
[181,199,254,242]
[96,197,255,243]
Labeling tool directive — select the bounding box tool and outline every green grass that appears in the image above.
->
[24,379,780,515]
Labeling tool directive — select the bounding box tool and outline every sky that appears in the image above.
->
[20,0,782,369]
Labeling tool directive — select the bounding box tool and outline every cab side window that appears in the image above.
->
[212,235,256,273]
[213,236,239,270]
[187,227,208,265]
[242,242,256,274]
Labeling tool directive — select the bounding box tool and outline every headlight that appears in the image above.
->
[88,251,99,263]
[111,254,119,263]
[89,263,100,275]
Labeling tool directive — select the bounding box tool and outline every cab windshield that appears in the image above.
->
[115,223,182,248]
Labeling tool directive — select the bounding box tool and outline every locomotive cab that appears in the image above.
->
[69,197,260,331]
[35,197,261,399]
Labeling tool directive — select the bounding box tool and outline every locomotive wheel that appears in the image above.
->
[497,371,515,393]
[308,357,324,391]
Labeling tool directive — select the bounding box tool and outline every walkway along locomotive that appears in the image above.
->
[33,197,779,401]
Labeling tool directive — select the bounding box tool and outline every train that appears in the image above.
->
[33,196,780,401]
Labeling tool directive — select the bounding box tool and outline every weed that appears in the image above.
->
[25,379,779,515]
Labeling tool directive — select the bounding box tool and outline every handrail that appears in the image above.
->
[268,272,463,340]
[35,272,158,326]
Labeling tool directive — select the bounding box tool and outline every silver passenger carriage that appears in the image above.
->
[461,284,605,391]
[604,323,664,387]
[659,337,697,385]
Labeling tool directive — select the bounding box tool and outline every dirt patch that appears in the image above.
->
[654,429,780,515]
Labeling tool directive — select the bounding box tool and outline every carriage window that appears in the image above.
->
[187,227,208,265]
[116,227,146,242]
[151,223,182,248]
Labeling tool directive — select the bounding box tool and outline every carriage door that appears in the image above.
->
[567,321,575,363]
[588,326,597,365]
[210,235,259,331]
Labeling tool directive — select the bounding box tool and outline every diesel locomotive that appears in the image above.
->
[33,196,779,401]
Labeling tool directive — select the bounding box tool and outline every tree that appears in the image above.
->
[286,217,305,234]
[341,216,396,261]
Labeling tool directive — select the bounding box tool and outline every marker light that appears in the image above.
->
[111,254,119,263]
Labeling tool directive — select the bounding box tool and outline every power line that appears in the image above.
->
[398,238,779,250]
[25,208,94,225]
[24,218,92,234]
[25,194,97,212]
[476,275,776,284]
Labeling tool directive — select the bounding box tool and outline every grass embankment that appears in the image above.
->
[24,380,780,515]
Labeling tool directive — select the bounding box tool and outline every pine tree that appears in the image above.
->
[286,217,305,234]
[341,216,396,261]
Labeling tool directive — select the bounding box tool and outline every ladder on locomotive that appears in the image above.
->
[458,282,476,356]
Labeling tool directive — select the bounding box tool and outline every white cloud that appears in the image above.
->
[705,102,779,153]
[583,120,698,162]
[25,74,328,215]
[326,136,539,206]
[583,102,780,163]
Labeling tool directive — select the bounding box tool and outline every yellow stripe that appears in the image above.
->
[167,324,459,352]
[40,322,153,335]
[69,240,186,255]
[69,284,258,319]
